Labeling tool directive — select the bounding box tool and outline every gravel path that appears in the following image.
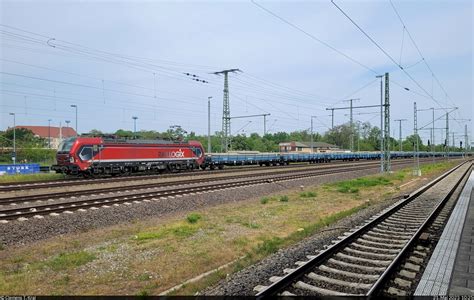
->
[0,160,457,248]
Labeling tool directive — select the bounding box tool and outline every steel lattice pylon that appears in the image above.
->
[222,72,230,151]
[213,68,241,152]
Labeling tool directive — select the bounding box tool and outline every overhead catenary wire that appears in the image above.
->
[331,0,455,115]
[389,0,454,106]
[250,0,378,74]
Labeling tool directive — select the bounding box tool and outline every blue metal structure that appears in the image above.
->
[0,164,41,175]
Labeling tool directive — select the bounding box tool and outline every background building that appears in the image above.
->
[279,141,340,153]
[16,126,77,149]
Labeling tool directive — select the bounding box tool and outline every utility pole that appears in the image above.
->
[394,119,407,152]
[413,102,420,176]
[310,116,316,153]
[432,108,435,162]
[264,114,267,135]
[328,108,335,129]
[70,104,78,136]
[465,124,468,158]
[213,68,241,152]
[208,96,212,154]
[343,98,360,152]
[357,121,361,152]
[383,72,390,172]
[132,116,138,139]
[9,112,16,165]
[65,120,71,139]
[445,112,449,159]
[452,132,455,151]
[48,119,52,149]
[376,74,384,173]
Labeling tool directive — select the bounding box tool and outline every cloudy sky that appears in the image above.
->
[0,0,472,145]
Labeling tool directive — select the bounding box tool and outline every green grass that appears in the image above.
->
[254,237,285,255]
[241,221,262,229]
[250,201,371,259]
[279,195,289,202]
[332,176,392,193]
[260,197,270,204]
[135,224,199,241]
[0,173,64,184]
[299,191,317,198]
[186,213,202,224]
[42,251,96,271]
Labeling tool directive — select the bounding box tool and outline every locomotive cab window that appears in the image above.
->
[57,137,76,153]
[79,146,93,161]
[195,148,202,157]
[191,147,202,157]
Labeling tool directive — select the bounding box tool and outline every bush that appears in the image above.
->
[279,195,289,202]
[186,213,202,224]
[260,197,269,204]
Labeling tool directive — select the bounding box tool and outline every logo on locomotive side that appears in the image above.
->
[159,149,185,158]
[171,149,185,158]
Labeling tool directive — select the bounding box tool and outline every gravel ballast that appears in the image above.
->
[0,160,458,248]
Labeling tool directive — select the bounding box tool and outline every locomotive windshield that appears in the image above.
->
[57,137,76,153]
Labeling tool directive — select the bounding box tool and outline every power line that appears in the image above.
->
[250,0,378,74]
[331,0,455,114]
[0,58,205,101]
[389,0,454,107]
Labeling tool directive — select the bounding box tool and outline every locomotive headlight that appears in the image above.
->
[70,156,75,163]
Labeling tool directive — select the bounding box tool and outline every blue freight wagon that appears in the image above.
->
[202,151,467,170]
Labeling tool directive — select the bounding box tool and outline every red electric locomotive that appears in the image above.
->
[52,136,205,176]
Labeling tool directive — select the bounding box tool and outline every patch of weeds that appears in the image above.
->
[241,221,262,229]
[232,236,249,248]
[138,273,151,281]
[186,213,202,224]
[260,197,270,204]
[0,243,4,251]
[279,195,289,202]
[292,202,371,240]
[337,186,359,193]
[299,191,317,198]
[394,172,406,181]
[232,260,246,273]
[137,289,149,297]
[332,176,392,193]
[54,275,70,285]
[135,224,199,241]
[12,257,24,264]
[254,237,284,255]
[44,251,96,271]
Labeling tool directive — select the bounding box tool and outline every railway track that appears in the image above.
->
[253,161,472,297]
[0,158,446,193]
[0,159,443,207]
[0,161,343,192]
[0,159,444,222]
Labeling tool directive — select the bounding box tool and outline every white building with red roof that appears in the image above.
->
[16,126,77,149]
